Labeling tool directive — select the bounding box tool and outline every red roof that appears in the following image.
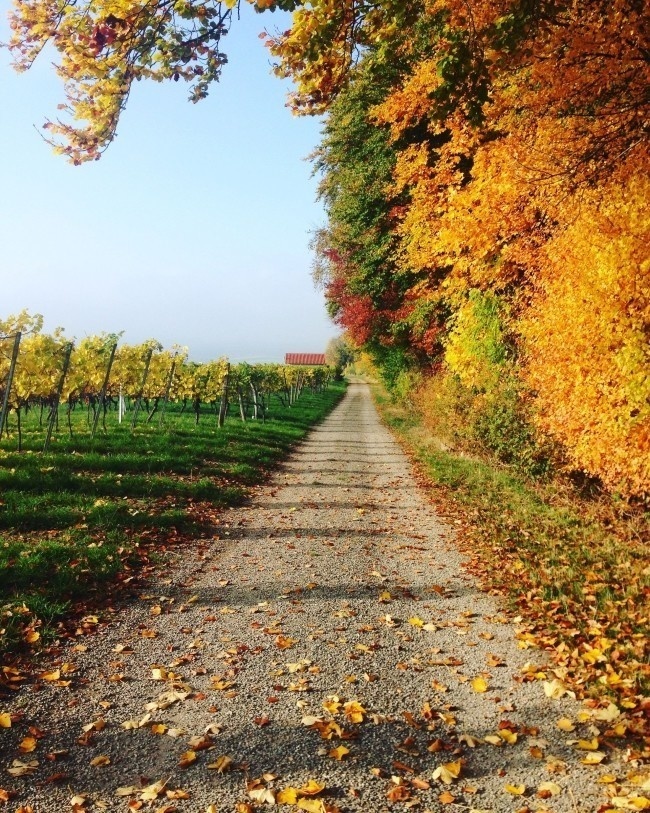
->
[285,353,327,366]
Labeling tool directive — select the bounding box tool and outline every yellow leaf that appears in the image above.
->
[166,789,190,799]
[0,713,11,728]
[90,755,110,766]
[543,679,572,699]
[206,806,219,813]
[297,800,325,813]
[504,784,526,795]
[581,751,606,765]
[379,591,392,603]
[297,780,325,796]
[178,750,196,768]
[40,670,60,682]
[609,797,650,810]
[343,700,366,723]
[537,781,562,797]
[433,760,462,784]
[329,745,350,760]
[576,737,600,751]
[471,677,488,693]
[323,697,342,715]
[276,788,299,805]
[557,717,575,732]
[408,617,424,627]
[593,703,621,722]
[115,787,138,797]
[207,755,233,773]
[498,729,517,745]
[19,737,37,753]
[140,780,166,801]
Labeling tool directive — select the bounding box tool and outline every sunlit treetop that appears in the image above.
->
[7,0,300,163]
[8,0,649,169]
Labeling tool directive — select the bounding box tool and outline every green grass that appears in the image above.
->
[0,385,346,652]
[373,385,650,714]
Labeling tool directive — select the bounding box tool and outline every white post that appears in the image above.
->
[118,386,125,424]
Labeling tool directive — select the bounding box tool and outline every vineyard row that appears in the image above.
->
[0,314,333,450]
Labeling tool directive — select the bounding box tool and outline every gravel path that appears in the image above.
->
[1,383,621,812]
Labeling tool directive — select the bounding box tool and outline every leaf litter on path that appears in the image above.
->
[0,384,643,812]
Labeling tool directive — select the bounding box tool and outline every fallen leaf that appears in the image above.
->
[580,751,606,765]
[166,789,190,799]
[19,737,37,753]
[140,780,167,801]
[576,737,600,751]
[277,788,300,804]
[470,676,489,693]
[329,745,350,760]
[178,750,196,769]
[275,635,297,650]
[433,760,462,784]
[207,756,233,773]
[297,801,326,813]
[343,701,366,723]
[537,781,562,798]
[7,760,38,777]
[504,783,526,795]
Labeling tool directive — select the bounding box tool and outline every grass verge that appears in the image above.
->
[0,384,346,657]
[373,384,649,753]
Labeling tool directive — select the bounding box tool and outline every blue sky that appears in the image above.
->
[0,3,336,362]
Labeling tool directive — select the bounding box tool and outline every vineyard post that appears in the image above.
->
[0,331,21,441]
[158,356,177,427]
[250,381,259,420]
[131,347,154,430]
[91,341,117,438]
[44,341,73,452]
[218,363,230,428]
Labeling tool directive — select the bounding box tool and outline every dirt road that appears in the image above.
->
[1,383,619,811]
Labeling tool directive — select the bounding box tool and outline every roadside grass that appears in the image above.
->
[0,385,346,654]
[373,386,649,746]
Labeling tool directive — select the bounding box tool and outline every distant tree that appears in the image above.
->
[325,336,357,379]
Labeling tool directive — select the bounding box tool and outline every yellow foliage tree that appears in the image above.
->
[522,174,650,495]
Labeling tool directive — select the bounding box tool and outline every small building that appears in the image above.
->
[285,353,327,366]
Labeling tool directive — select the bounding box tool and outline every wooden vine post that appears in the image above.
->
[158,355,177,426]
[131,347,154,430]
[91,341,118,438]
[218,363,230,428]
[0,331,21,441]
[43,341,73,452]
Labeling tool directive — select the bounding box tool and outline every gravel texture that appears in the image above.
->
[1,383,621,812]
